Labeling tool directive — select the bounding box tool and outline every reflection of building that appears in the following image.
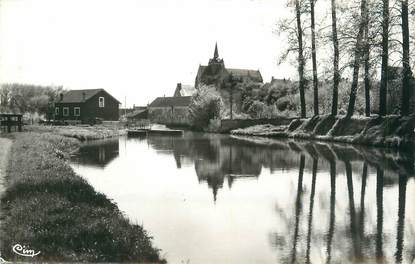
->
[74,139,119,168]
[147,134,262,201]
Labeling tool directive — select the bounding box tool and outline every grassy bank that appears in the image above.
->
[231,115,415,149]
[0,132,164,263]
[28,124,127,141]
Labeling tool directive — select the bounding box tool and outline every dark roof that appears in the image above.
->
[227,68,262,81]
[197,65,263,82]
[149,96,192,108]
[125,108,148,118]
[58,89,121,103]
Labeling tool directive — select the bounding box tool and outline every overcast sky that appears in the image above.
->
[0,0,301,106]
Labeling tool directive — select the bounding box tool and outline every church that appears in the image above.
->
[194,43,263,89]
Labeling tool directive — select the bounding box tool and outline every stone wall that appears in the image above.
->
[148,106,190,126]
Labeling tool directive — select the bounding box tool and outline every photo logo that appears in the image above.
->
[12,244,40,258]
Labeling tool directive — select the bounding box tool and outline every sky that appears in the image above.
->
[0,0,300,107]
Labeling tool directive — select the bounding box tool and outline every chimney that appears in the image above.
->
[60,93,63,101]
[82,92,86,101]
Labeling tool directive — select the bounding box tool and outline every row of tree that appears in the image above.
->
[0,83,64,115]
[280,0,414,118]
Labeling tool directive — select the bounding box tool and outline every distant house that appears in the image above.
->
[54,89,120,123]
[173,83,196,97]
[148,96,192,125]
[125,108,148,122]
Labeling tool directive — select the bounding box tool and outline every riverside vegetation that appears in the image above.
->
[0,132,164,263]
[231,115,415,149]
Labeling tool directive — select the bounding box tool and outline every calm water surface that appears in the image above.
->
[71,132,415,264]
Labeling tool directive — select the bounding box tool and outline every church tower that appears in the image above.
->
[194,42,226,88]
[209,42,224,65]
[206,42,225,78]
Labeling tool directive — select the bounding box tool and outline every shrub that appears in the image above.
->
[189,85,224,130]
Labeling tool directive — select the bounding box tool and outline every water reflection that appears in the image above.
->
[73,139,119,168]
[71,133,415,264]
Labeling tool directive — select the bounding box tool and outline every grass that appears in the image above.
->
[0,132,164,263]
[27,124,127,141]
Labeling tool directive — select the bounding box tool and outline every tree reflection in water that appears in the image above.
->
[75,133,415,263]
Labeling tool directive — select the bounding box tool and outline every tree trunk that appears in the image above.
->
[376,167,384,258]
[310,0,319,116]
[363,2,371,117]
[401,0,411,116]
[295,0,307,118]
[331,0,340,116]
[291,154,305,263]
[379,0,389,116]
[305,158,318,264]
[346,0,367,117]
[326,161,336,262]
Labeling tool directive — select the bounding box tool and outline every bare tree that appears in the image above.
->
[310,0,319,116]
[401,0,412,115]
[296,0,307,118]
[379,0,390,116]
[363,0,371,116]
[331,0,340,116]
[346,0,368,117]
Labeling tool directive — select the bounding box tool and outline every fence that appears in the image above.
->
[0,114,23,133]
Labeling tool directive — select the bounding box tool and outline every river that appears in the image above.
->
[70,132,415,264]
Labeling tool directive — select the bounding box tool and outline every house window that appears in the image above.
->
[55,107,59,115]
[74,107,80,116]
[63,107,69,116]
[99,97,105,108]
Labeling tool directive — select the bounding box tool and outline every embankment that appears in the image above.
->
[0,132,164,263]
[231,115,415,149]
[28,124,127,141]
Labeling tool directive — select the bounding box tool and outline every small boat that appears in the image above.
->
[127,129,148,137]
[147,129,184,136]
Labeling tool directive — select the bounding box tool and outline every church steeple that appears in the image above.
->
[209,42,224,66]
[213,42,219,60]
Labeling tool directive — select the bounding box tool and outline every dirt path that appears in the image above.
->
[0,137,12,195]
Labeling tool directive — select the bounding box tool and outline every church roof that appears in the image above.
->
[149,96,192,108]
[196,65,263,82]
[227,68,263,81]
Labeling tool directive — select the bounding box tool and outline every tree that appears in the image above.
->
[379,0,390,116]
[188,85,223,130]
[310,0,319,116]
[401,0,412,115]
[331,0,340,116]
[346,0,368,117]
[363,0,371,117]
[295,0,307,118]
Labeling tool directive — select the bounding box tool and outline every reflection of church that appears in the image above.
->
[147,134,262,202]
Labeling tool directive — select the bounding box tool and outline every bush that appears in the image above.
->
[189,85,224,130]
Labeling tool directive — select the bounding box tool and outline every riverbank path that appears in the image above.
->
[0,137,12,196]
